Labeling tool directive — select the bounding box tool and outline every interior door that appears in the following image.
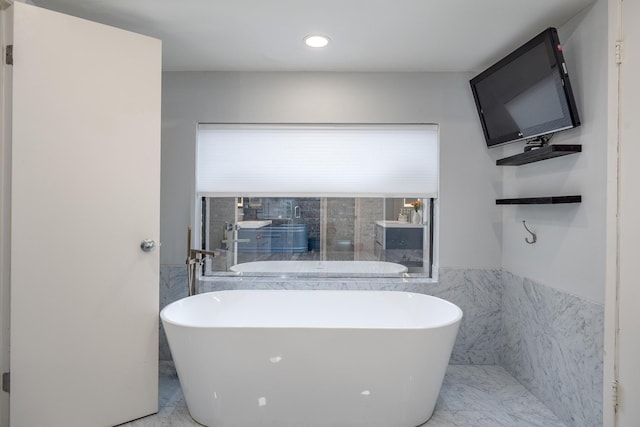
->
[9,3,161,426]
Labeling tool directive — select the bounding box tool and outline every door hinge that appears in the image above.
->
[615,40,622,65]
[5,45,12,65]
[612,379,619,411]
[1,372,9,393]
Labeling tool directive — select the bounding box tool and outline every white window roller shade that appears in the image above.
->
[197,124,439,197]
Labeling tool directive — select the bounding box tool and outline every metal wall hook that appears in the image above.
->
[522,220,537,244]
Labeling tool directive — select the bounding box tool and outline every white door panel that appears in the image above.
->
[9,3,161,426]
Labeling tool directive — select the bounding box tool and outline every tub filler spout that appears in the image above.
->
[186,227,217,296]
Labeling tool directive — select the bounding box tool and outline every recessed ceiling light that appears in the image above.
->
[304,35,330,48]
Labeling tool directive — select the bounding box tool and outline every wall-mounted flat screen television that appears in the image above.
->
[470,27,581,148]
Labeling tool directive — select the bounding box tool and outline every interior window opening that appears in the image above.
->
[201,196,433,277]
[195,123,439,278]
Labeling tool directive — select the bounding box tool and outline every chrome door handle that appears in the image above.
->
[140,239,156,252]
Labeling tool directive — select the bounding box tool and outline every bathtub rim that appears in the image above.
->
[160,289,463,331]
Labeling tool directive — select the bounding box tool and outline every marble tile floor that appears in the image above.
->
[119,364,566,427]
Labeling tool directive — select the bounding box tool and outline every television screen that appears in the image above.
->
[470,27,581,148]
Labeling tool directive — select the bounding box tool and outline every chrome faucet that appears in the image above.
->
[186,227,217,296]
[221,222,250,244]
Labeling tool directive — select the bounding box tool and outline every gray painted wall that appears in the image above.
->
[501,1,608,304]
[160,71,503,270]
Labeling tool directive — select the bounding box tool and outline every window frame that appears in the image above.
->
[193,123,440,280]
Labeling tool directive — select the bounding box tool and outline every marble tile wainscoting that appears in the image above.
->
[157,266,604,427]
[159,265,189,360]
[501,271,604,427]
[195,267,504,365]
[160,266,503,364]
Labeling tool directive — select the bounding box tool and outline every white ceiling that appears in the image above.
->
[32,0,595,72]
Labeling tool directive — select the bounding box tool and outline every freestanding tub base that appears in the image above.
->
[161,290,462,427]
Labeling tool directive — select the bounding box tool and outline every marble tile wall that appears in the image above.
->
[158,266,503,365]
[429,269,503,365]
[501,271,604,427]
[159,265,189,360]
[158,266,604,426]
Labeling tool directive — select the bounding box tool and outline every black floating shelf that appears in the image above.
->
[497,144,582,166]
[496,195,582,205]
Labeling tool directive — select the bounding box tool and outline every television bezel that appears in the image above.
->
[470,27,581,148]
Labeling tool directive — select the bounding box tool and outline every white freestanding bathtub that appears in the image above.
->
[161,290,462,427]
